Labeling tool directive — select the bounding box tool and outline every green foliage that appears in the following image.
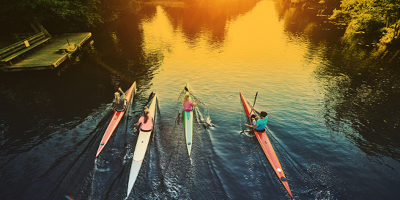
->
[0,0,142,31]
[0,0,102,28]
[330,0,400,45]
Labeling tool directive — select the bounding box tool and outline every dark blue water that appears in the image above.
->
[1,1,399,199]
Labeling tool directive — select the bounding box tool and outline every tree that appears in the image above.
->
[330,0,400,45]
[0,0,101,27]
[0,0,142,33]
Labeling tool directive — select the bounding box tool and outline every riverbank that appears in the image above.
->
[144,0,187,8]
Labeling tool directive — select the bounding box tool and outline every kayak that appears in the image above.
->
[126,92,158,198]
[183,83,193,156]
[240,92,293,199]
[96,82,136,158]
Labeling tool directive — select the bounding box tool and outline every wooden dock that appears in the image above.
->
[1,32,91,72]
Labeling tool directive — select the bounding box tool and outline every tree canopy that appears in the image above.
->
[0,0,142,31]
[330,0,400,45]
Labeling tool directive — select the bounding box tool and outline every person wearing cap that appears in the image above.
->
[112,87,127,111]
[245,108,268,132]
[182,93,199,111]
[134,106,153,132]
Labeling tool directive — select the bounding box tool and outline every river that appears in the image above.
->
[0,0,399,199]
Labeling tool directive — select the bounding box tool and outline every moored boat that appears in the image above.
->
[96,82,136,158]
[240,92,293,199]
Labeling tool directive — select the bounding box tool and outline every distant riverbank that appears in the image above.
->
[144,0,187,8]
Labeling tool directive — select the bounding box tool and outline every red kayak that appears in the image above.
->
[240,92,293,199]
[96,82,137,158]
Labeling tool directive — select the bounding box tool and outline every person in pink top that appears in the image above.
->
[182,93,199,111]
[134,106,153,131]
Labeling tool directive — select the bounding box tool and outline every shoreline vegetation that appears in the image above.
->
[0,0,399,60]
[276,0,399,58]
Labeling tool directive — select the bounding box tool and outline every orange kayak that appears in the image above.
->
[96,82,136,157]
[240,92,293,199]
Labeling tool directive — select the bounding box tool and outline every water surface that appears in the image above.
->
[0,0,399,199]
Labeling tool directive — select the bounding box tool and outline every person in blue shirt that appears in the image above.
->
[245,108,268,132]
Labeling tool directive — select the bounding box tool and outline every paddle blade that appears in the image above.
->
[252,92,258,107]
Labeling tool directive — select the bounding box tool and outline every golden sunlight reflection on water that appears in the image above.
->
[140,1,319,114]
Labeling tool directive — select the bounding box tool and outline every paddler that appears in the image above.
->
[112,87,127,111]
[245,108,268,132]
[133,106,153,132]
[182,93,199,111]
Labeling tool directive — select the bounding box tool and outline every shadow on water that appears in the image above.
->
[0,12,161,199]
[0,102,113,199]
[315,47,400,162]
[85,13,162,90]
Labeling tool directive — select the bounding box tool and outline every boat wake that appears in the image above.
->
[194,105,215,129]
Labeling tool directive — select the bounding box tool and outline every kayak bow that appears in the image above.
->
[126,92,158,198]
[240,92,293,199]
[96,82,136,158]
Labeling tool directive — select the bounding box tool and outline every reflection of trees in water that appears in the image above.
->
[275,0,400,160]
[141,0,262,45]
[315,45,400,161]
[85,14,161,90]
[274,1,344,44]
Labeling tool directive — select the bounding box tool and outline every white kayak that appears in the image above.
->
[126,92,158,198]
[183,83,193,156]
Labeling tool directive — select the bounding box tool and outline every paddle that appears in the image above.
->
[252,91,258,107]
[242,91,258,133]
[124,84,134,135]
[177,87,187,102]
[184,86,208,107]
[145,92,155,108]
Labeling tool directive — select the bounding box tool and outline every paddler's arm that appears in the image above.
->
[118,87,125,96]
[245,123,258,129]
[134,120,141,126]
[251,107,261,116]
[117,87,127,106]
[191,99,199,107]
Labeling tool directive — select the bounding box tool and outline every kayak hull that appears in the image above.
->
[184,110,193,156]
[240,92,293,199]
[96,82,136,158]
[127,160,143,197]
[184,83,194,156]
[126,93,158,198]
